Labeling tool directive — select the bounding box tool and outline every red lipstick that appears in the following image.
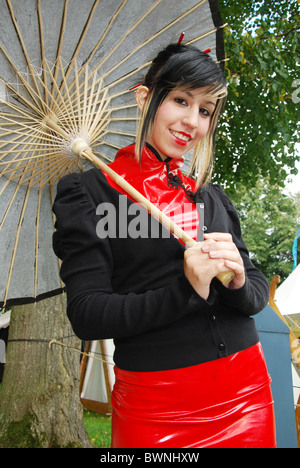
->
[170,130,192,146]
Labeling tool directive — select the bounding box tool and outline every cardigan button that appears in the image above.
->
[210,315,216,321]
[218,343,225,351]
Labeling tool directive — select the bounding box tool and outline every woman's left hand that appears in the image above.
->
[202,232,246,289]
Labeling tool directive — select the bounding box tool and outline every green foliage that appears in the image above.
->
[216,0,300,189]
[230,178,300,282]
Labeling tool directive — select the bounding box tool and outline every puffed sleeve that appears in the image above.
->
[52,172,199,341]
[209,185,270,316]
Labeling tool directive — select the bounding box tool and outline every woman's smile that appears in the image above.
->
[169,129,192,145]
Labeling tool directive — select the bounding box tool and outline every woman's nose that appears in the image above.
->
[183,106,199,129]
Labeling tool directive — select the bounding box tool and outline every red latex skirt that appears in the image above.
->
[111,343,276,448]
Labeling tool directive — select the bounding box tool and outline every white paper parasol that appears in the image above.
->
[0,0,226,307]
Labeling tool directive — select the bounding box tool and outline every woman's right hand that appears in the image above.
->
[184,233,241,300]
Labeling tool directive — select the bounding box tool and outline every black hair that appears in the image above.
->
[144,43,226,92]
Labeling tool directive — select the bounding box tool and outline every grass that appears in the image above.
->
[83,409,112,448]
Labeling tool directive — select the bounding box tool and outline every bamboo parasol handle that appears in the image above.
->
[76,143,235,286]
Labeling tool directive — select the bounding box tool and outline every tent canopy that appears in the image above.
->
[275,264,300,316]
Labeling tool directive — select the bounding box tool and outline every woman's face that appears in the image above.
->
[143,87,217,160]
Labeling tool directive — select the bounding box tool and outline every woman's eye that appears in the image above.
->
[199,108,210,117]
[175,98,187,106]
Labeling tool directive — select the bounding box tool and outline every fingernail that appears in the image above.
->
[202,245,210,252]
[209,251,217,257]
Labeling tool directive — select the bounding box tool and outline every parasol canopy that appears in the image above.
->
[0,0,226,307]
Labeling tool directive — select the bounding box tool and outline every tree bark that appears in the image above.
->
[0,294,92,448]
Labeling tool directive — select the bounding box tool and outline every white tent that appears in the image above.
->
[0,310,11,330]
[275,264,300,316]
[80,340,115,414]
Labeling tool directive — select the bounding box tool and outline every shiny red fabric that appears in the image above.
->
[104,144,199,242]
[111,343,276,448]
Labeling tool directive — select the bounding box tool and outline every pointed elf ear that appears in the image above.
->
[135,86,150,112]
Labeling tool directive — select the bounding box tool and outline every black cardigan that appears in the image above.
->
[52,168,270,372]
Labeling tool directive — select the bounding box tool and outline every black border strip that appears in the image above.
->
[208,0,226,67]
[0,287,65,309]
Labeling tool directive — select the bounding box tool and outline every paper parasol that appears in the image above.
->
[0,0,227,307]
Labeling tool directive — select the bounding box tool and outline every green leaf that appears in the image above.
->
[215,0,300,190]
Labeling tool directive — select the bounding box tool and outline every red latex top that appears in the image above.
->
[103,144,199,242]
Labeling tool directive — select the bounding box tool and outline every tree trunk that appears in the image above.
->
[0,294,92,448]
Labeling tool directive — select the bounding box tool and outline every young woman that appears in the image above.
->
[53,44,276,448]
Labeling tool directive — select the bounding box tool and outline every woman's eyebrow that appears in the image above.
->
[204,100,217,108]
[185,91,216,107]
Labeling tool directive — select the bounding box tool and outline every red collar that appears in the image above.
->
[104,144,199,242]
[109,144,196,199]
[113,143,184,171]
